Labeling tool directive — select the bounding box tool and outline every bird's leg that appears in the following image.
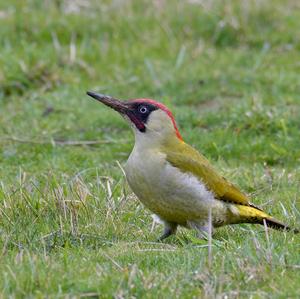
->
[158,222,177,241]
[196,224,213,240]
[189,221,214,240]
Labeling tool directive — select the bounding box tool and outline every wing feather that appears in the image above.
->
[164,142,251,206]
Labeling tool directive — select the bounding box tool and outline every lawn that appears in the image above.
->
[0,0,299,297]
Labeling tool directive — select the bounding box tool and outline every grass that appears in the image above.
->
[0,0,300,297]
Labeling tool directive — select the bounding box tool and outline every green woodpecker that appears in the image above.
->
[87,91,298,240]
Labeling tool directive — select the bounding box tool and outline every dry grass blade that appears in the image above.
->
[208,207,212,269]
[100,251,123,271]
[0,136,127,146]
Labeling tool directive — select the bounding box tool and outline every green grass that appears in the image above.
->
[0,0,300,297]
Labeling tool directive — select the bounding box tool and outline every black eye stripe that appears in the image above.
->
[129,102,159,133]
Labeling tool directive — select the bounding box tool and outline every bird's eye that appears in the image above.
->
[139,106,148,114]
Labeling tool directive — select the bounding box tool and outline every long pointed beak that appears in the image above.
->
[86,91,129,114]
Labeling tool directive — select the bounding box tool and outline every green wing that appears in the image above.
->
[164,142,251,206]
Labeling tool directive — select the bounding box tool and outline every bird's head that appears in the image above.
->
[87,91,183,145]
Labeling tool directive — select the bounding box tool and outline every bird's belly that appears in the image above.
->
[125,153,227,225]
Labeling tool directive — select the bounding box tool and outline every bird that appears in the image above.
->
[87,91,298,240]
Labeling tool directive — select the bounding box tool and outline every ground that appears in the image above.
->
[0,0,299,298]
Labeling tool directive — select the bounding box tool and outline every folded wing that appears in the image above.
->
[165,142,252,207]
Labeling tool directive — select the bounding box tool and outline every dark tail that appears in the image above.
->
[235,205,299,233]
[263,217,299,234]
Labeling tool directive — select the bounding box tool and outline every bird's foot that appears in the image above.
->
[188,221,214,240]
[157,222,177,241]
[196,230,210,240]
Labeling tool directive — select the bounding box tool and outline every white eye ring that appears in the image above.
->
[139,106,148,114]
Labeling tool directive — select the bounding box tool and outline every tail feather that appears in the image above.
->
[263,217,299,233]
[234,205,299,233]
